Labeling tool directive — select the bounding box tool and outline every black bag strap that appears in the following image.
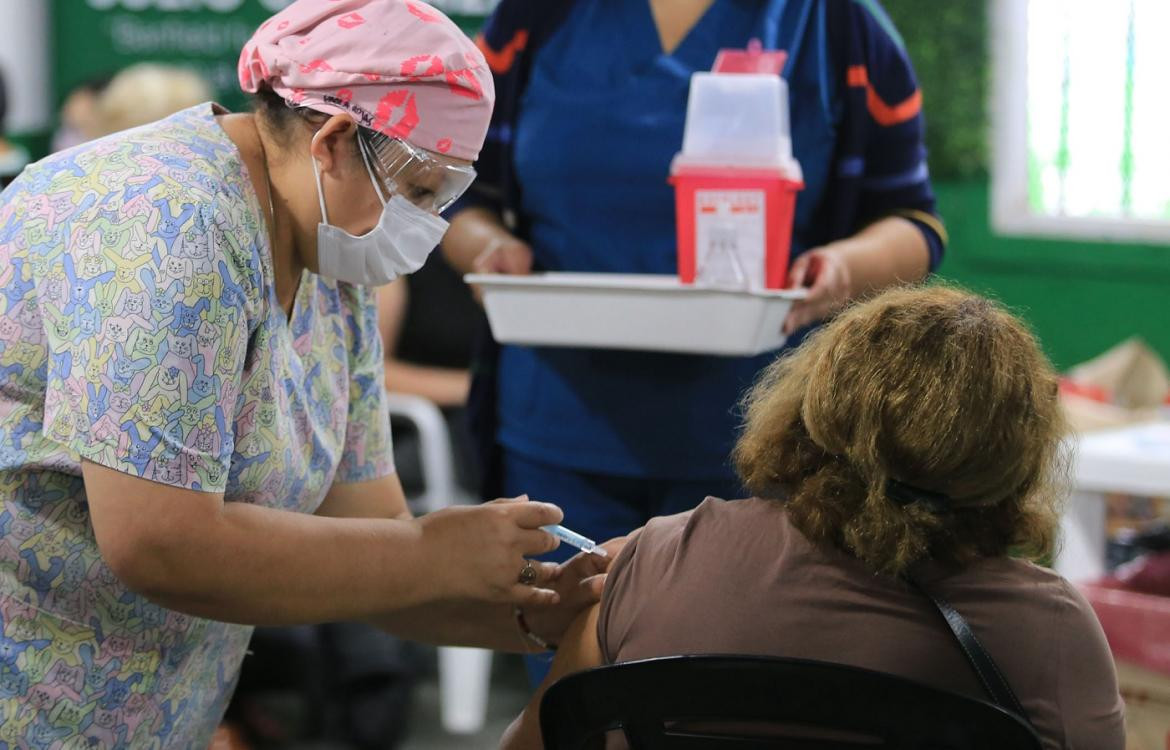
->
[907,574,1034,727]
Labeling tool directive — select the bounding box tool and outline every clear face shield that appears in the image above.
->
[311,126,459,286]
[357,129,477,214]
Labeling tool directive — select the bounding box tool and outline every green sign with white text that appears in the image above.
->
[52,0,494,112]
[52,0,295,112]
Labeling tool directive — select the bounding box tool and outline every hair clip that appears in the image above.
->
[885,478,952,515]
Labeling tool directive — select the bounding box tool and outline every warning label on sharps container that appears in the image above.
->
[694,189,765,288]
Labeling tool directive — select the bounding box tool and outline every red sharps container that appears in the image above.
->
[671,41,804,290]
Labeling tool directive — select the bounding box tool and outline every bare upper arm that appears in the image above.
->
[81,459,225,590]
[318,472,411,520]
[548,602,606,680]
[502,603,605,750]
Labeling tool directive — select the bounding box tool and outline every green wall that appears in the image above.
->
[50,1,282,114]
[882,0,1170,369]
[934,181,1170,371]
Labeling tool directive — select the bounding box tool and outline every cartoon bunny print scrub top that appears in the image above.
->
[0,103,395,748]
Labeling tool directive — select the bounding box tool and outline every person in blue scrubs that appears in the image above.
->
[445,0,946,665]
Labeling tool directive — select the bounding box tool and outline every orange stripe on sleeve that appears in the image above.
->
[846,64,922,127]
[866,87,921,127]
[475,30,529,75]
[893,209,949,245]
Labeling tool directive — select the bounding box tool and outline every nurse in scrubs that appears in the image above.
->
[444,0,946,673]
[0,1,603,745]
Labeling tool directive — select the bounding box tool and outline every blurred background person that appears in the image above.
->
[379,252,485,497]
[444,0,945,681]
[51,63,212,153]
[0,65,28,188]
[91,62,213,138]
[50,73,111,151]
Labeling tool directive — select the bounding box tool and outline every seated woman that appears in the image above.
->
[502,286,1125,750]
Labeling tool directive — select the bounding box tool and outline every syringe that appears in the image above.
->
[542,525,608,557]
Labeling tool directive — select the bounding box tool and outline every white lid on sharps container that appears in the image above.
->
[672,72,803,181]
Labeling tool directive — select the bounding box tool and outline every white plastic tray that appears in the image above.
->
[466,272,807,357]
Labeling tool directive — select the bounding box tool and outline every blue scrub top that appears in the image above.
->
[501,0,838,480]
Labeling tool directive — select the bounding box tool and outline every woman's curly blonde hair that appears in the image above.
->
[733,285,1068,576]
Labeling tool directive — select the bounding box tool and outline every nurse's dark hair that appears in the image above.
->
[251,83,363,154]
[733,285,1067,577]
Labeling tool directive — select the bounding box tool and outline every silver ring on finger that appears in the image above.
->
[518,559,538,586]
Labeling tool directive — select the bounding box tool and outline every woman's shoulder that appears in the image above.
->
[941,557,1117,651]
[957,555,1089,597]
[644,496,788,537]
[982,565,1125,745]
[622,497,793,574]
[1005,561,1111,630]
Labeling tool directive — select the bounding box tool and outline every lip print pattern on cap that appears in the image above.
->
[238,0,494,159]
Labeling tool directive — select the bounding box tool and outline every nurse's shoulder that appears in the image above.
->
[83,107,264,314]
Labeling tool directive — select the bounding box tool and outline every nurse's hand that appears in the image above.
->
[469,234,533,303]
[472,234,533,276]
[783,246,853,335]
[418,495,564,607]
[524,535,628,648]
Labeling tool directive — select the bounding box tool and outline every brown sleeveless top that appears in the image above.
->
[598,497,1125,750]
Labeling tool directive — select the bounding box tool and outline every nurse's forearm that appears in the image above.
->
[367,601,546,652]
[114,499,438,625]
[84,463,561,626]
[833,215,931,297]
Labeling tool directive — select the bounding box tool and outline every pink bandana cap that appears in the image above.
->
[238,0,494,161]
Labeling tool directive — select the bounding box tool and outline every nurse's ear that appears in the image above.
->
[308,114,361,177]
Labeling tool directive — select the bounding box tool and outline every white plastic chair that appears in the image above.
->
[385,393,494,735]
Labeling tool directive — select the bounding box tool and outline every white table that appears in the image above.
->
[1056,422,1170,582]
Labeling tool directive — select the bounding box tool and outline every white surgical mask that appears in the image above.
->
[312,141,449,287]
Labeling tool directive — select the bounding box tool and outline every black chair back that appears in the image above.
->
[540,655,1043,750]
